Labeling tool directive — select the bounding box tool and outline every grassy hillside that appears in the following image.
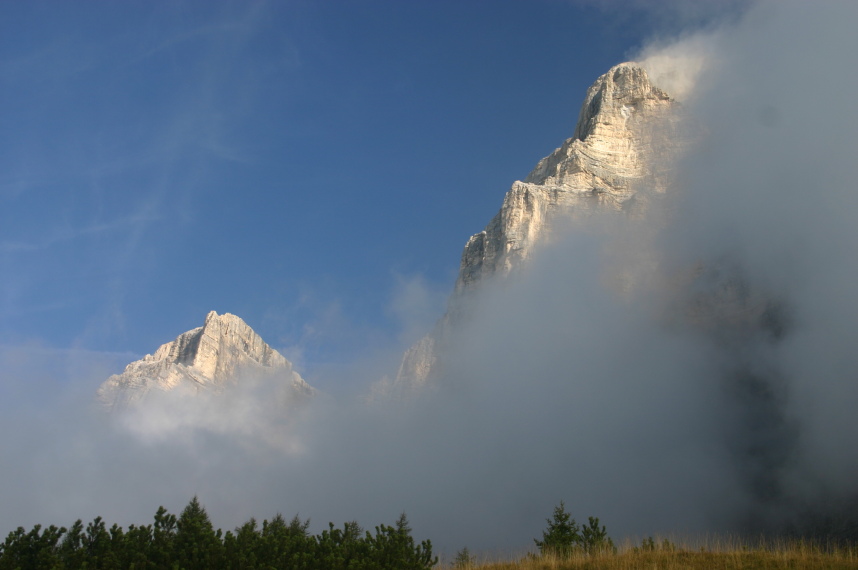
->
[445,541,858,570]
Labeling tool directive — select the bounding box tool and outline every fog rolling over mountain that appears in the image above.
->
[3,0,858,555]
[97,311,313,449]
[101,10,857,546]
[385,0,858,544]
[393,62,684,393]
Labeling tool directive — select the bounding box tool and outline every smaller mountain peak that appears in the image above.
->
[203,311,247,327]
[97,311,313,409]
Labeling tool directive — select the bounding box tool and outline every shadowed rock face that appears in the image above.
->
[395,63,681,390]
[97,311,313,409]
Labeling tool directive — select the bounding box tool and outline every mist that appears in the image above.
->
[2,0,858,557]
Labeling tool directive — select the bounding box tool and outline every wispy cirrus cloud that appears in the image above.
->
[0,212,162,254]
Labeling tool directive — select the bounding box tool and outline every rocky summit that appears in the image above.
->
[395,62,683,390]
[97,311,313,409]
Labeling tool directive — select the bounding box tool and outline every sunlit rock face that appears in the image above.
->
[97,311,313,409]
[395,62,682,390]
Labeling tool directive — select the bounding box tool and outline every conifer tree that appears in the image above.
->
[151,505,177,567]
[534,501,582,557]
[581,516,614,554]
[174,496,224,569]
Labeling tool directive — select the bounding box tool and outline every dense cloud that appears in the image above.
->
[661,0,858,536]
[2,0,857,558]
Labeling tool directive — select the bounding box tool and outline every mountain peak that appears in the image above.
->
[97,311,312,409]
[525,62,673,189]
[571,62,670,143]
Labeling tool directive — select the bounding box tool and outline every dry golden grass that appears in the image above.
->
[443,539,858,570]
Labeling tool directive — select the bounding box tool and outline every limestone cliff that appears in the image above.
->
[97,311,313,409]
[396,62,681,389]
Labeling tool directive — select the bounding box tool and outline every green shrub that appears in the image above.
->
[534,501,614,557]
[453,546,476,568]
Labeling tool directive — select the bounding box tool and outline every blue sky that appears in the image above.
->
[1,1,723,384]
